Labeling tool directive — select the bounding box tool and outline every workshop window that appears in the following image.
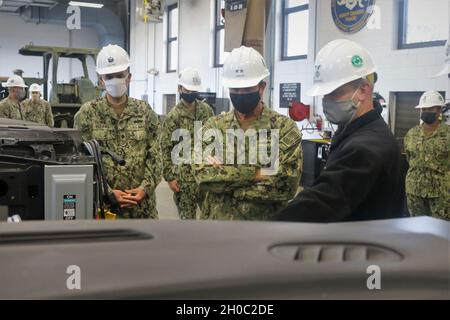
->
[214,0,225,67]
[282,0,309,61]
[167,4,178,73]
[398,0,449,49]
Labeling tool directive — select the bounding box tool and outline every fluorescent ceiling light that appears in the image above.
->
[69,1,104,8]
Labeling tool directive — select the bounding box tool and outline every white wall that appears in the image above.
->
[129,0,449,121]
[130,0,176,113]
[313,0,448,116]
[0,12,99,90]
[272,0,317,129]
[130,0,226,114]
[272,0,449,135]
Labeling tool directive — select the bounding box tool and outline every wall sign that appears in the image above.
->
[331,0,375,34]
[280,83,301,109]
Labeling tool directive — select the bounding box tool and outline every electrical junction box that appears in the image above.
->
[44,165,93,220]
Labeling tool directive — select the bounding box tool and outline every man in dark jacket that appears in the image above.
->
[275,39,406,222]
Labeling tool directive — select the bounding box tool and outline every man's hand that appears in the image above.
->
[122,188,147,209]
[112,190,138,209]
[168,180,180,193]
[254,169,268,182]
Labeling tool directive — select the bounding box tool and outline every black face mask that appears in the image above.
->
[230,91,261,114]
[421,112,438,125]
[181,92,198,104]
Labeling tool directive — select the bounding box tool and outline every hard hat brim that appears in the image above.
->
[306,83,338,97]
[5,83,28,88]
[179,83,202,92]
[96,63,131,76]
[415,103,445,109]
[306,79,355,97]
[222,74,269,89]
[307,70,376,97]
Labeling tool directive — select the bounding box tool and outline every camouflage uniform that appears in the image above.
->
[0,97,23,120]
[404,123,450,220]
[160,99,214,219]
[74,96,162,219]
[21,99,54,127]
[195,106,303,221]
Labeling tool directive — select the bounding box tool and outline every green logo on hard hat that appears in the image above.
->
[352,55,363,68]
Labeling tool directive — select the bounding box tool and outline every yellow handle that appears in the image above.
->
[97,209,117,220]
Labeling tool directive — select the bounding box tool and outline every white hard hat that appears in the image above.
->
[222,46,270,88]
[178,68,202,91]
[436,39,450,77]
[307,39,377,97]
[5,75,28,88]
[415,91,446,109]
[29,83,41,93]
[96,44,131,75]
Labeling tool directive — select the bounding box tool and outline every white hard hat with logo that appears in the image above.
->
[178,68,202,91]
[96,44,131,75]
[29,83,41,93]
[222,46,270,88]
[4,75,28,88]
[415,91,446,109]
[307,39,377,97]
[436,39,450,77]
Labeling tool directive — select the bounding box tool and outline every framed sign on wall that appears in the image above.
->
[331,0,375,34]
[280,83,301,109]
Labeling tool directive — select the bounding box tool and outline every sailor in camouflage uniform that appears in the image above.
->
[404,91,450,220]
[0,75,27,120]
[160,68,214,219]
[74,44,161,219]
[21,83,54,127]
[194,47,303,221]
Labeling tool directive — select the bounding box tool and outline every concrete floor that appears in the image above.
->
[156,179,205,220]
[155,180,180,220]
